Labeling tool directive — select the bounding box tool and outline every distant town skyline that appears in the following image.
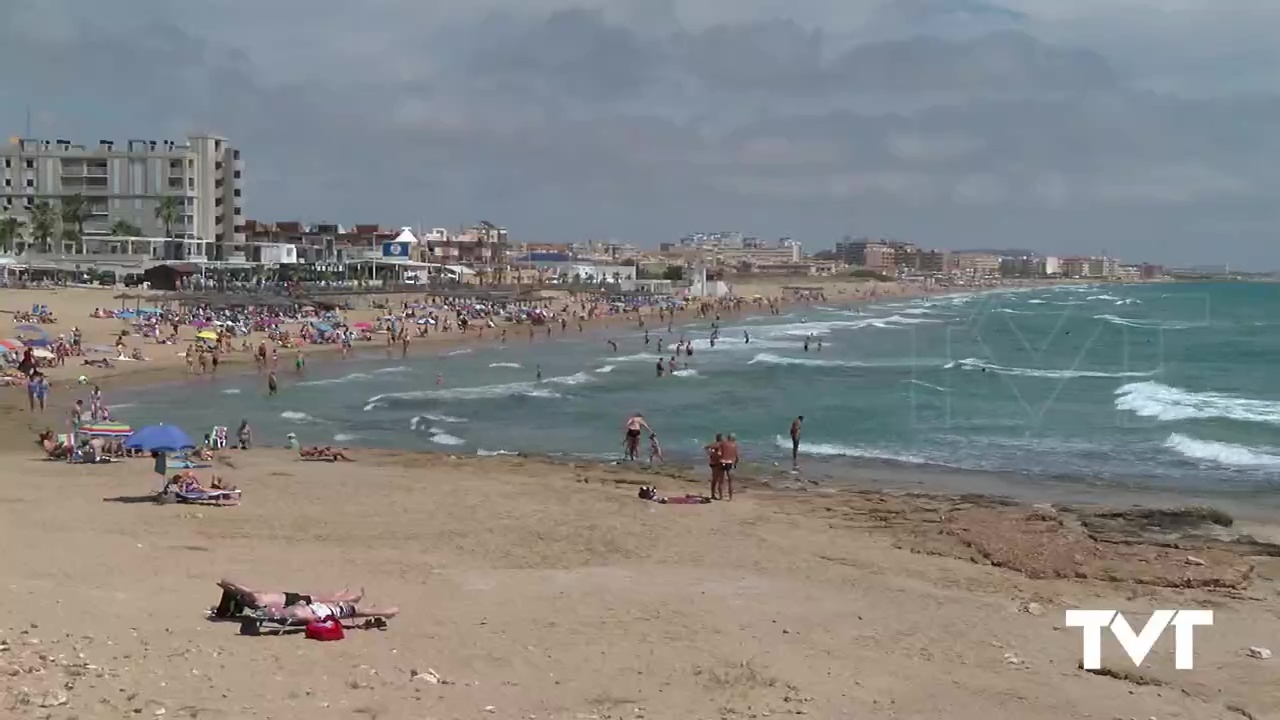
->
[2,1,1277,269]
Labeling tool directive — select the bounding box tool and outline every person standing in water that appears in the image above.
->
[789,415,804,468]
[623,413,651,461]
[536,364,543,381]
[267,371,278,397]
[655,358,664,378]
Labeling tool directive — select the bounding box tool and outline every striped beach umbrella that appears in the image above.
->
[79,422,134,437]
[0,338,23,351]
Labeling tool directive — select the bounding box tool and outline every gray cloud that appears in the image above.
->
[1,0,1277,266]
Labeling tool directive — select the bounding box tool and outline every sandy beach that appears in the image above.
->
[2,280,1276,720]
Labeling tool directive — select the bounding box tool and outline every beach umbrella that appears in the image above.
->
[0,339,24,351]
[124,424,195,453]
[353,321,373,329]
[196,330,218,340]
[15,323,46,336]
[192,320,211,328]
[31,348,54,359]
[80,421,134,437]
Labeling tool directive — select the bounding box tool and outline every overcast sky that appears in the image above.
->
[2,0,1277,266]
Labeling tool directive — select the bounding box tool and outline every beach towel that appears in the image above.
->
[174,489,240,505]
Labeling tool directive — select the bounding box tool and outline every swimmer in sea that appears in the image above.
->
[656,359,664,378]
[744,330,750,344]
[536,364,543,381]
[267,371,278,396]
[608,339,618,352]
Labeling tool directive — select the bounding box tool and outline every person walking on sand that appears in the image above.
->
[720,433,740,501]
[789,415,804,468]
[704,433,724,500]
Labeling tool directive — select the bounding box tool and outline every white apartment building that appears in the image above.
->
[0,134,244,258]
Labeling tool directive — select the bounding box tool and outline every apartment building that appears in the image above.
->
[948,252,1002,278]
[0,134,244,258]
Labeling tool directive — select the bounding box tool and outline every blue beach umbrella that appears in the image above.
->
[124,423,196,453]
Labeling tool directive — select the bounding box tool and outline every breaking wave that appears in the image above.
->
[946,358,1158,379]
[1116,381,1280,425]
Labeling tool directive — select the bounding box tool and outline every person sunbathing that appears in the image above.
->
[38,430,71,459]
[300,446,354,461]
[166,471,236,494]
[213,579,366,618]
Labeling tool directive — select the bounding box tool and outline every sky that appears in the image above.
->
[2,0,1278,267]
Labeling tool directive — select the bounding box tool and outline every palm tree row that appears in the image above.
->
[0,193,168,255]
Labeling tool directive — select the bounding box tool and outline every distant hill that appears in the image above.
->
[953,248,1038,256]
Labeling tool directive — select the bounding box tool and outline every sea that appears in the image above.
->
[123,282,1280,508]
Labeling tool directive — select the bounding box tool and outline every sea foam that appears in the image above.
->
[1164,433,1280,468]
[1116,381,1280,425]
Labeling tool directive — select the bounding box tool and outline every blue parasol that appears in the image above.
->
[123,423,196,453]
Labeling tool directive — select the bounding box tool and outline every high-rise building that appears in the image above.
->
[0,134,244,258]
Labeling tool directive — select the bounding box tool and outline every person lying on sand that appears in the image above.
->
[213,578,365,618]
[299,446,354,461]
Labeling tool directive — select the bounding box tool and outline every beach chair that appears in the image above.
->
[210,426,228,449]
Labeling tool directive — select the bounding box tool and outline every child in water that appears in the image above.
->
[648,433,664,465]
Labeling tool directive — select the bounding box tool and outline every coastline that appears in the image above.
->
[2,279,1277,719]
[2,445,1276,719]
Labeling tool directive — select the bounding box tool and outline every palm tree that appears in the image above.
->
[0,215,21,255]
[60,193,91,254]
[109,219,142,237]
[28,201,58,254]
[154,196,181,238]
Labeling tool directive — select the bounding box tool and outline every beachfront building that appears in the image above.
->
[1059,256,1120,278]
[948,252,1002,278]
[0,134,244,258]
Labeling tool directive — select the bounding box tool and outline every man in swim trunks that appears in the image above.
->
[704,433,724,500]
[213,578,364,618]
[213,579,397,624]
[789,416,804,468]
[719,433,740,501]
[623,413,651,461]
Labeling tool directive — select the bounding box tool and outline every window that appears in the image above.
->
[188,178,194,190]
[234,206,241,216]
[24,159,33,169]
[3,178,9,188]
[3,158,9,168]
[24,178,33,188]
[233,170,241,179]
[233,189,241,197]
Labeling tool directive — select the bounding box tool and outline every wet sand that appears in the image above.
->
[3,281,1276,720]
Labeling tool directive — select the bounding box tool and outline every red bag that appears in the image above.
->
[305,618,345,641]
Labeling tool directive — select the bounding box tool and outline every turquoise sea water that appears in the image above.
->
[124,282,1280,498]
